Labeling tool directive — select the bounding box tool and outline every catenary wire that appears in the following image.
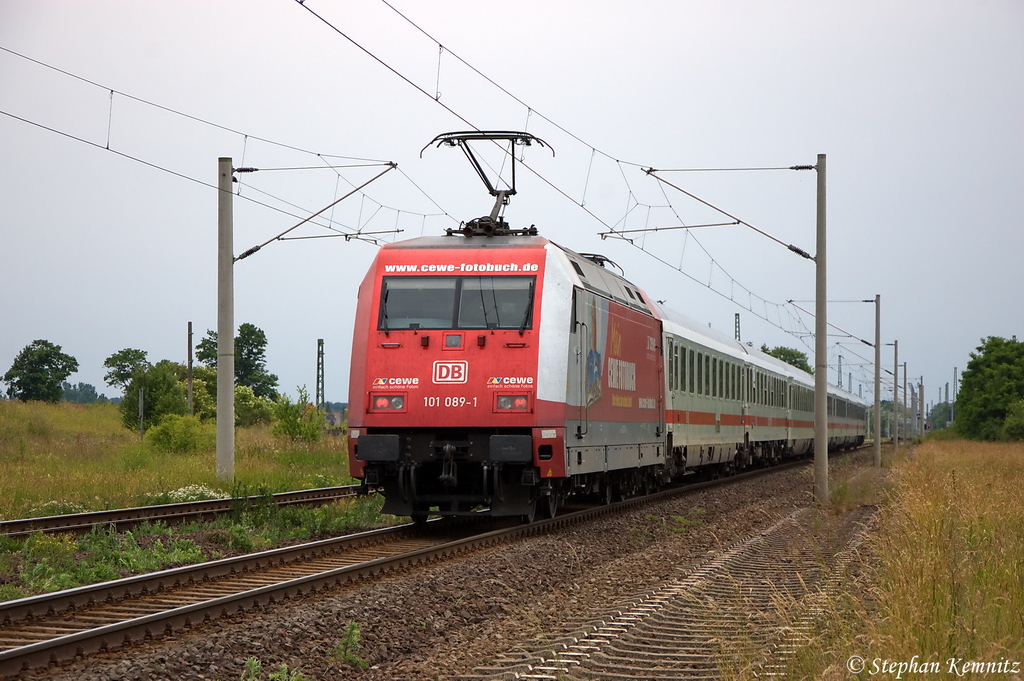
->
[0,45,388,163]
[0,46,451,241]
[0,108,398,246]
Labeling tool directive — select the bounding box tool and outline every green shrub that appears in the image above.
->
[925,427,961,442]
[146,414,215,453]
[1002,399,1024,441]
[271,387,324,443]
[236,385,274,427]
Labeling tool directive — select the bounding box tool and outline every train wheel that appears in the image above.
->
[542,491,559,519]
[410,513,428,526]
[521,498,538,524]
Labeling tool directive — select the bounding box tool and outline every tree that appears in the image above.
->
[955,336,1024,440]
[3,340,79,402]
[196,323,279,399]
[103,348,150,391]
[927,401,953,430]
[120,360,189,431]
[62,381,107,404]
[760,345,813,375]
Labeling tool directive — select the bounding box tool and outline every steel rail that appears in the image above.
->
[0,449,865,677]
[0,485,367,538]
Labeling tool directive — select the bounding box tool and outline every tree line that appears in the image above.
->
[8,335,1023,442]
[103,323,280,430]
[2,325,321,438]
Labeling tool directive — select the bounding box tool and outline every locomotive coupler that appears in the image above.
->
[439,444,458,487]
[397,462,420,503]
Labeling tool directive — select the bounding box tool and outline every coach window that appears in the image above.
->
[675,345,682,392]
[680,345,687,393]
[705,354,711,396]
[712,358,718,398]
[689,350,695,394]
[671,342,679,391]
[696,352,703,396]
[671,342,678,392]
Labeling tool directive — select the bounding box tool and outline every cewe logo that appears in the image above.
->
[373,377,419,387]
[433,360,468,384]
[487,377,534,388]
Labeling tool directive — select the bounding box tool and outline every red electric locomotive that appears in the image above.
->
[346,217,666,521]
[347,132,867,522]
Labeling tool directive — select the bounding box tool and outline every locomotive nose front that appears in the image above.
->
[348,241,550,518]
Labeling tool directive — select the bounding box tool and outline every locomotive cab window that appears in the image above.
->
[379,275,536,331]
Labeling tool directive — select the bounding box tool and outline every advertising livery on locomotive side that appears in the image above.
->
[348,230,867,522]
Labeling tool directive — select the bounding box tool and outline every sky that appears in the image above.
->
[1,0,1022,410]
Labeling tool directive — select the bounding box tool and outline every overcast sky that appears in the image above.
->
[2,0,1021,409]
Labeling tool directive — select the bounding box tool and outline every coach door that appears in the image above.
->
[571,288,590,439]
[742,364,753,442]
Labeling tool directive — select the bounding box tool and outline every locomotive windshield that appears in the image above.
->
[379,275,535,331]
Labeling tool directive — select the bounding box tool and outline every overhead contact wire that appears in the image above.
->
[0,45,388,163]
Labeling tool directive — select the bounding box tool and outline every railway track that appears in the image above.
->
[0,451,863,678]
[0,520,488,678]
[0,486,366,538]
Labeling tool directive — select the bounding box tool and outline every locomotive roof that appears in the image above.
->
[381,235,549,250]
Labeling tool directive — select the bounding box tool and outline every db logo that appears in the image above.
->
[433,360,468,384]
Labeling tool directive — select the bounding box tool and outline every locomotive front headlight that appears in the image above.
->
[496,394,530,411]
[370,393,407,411]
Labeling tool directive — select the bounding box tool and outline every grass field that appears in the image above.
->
[784,438,1024,678]
[0,400,394,603]
[0,400,355,520]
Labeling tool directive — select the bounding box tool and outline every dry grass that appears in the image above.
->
[0,401,353,520]
[781,439,1024,678]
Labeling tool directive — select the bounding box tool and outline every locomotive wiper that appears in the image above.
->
[380,284,390,337]
[518,279,535,336]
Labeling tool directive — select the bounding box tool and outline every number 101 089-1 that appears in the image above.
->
[423,396,477,408]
